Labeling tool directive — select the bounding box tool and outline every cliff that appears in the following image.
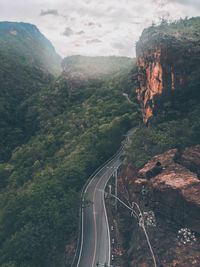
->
[114,146,200,267]
[130,146,200,266]
[110,17,200,267]
[135,147,200,233]
[136,17,200,124]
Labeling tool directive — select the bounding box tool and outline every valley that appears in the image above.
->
[0,16,200,267]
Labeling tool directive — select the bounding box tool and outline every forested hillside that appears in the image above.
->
[0,22,61,75]
[0,22,62,163]
[0,25,139,266]
[62,55,135,80]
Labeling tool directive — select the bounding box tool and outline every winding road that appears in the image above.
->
[76,129,135,267]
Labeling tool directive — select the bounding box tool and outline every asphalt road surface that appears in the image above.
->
[77,154,122,267]
[76,128,135,267]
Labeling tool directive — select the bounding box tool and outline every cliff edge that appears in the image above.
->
[136,17,200,124]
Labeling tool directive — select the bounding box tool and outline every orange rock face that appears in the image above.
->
[136,47,164,124]
[120,145,200,267]
[135,36,188,124]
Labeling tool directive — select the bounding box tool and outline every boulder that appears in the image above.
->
[134,148,200,233]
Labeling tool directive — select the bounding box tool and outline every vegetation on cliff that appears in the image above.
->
[136,16,200,124]
[127,17,200,168]
[119,17,200,267]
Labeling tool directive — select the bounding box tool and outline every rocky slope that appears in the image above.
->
[109,17,200,267]
[113,146,200,267]
[135,147,200,233]
[135,17,200,124]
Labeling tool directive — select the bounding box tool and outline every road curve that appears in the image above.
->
[76,129,136,267]
[77,155,121,267]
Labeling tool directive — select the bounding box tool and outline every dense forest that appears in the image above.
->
[0,22,140,267]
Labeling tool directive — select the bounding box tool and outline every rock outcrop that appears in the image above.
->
[135,18,200,124]
[117,145,200,266]
[134,147,200,233]
[180,145,200,178]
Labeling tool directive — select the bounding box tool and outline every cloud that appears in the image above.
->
[70,17,76,22]
[171,0,200,9]
[156,10,171,19]
[86,39,102,44]
[2,0,200,58]
[131,21,142,25]
[85,21,96,27]
[111,41,135,57]
[84,0,92,4]
[152,0,168,8]
[112,42,126,50]
[40,9,59,16]
[63,27,74,37]
[76,30,85,35]
[152,0,200,9]
[84,21,102,28]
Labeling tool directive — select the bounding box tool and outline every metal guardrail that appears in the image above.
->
[70,128,135,267]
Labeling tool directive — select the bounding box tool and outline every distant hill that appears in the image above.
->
[0,21,62,161]
[62,55,135,80]
[0,21,62,75]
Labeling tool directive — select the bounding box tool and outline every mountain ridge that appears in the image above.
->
[0,21,62,75]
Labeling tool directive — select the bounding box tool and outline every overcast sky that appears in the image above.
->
[0,0,200,58]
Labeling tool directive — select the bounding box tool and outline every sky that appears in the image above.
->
[0,0,200,58]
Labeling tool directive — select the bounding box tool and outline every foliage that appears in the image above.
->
[0,52,53,162]
[0,53,139,266]
[0,22,62,75]
[0,21,63,162]
[62,55,136,80]
[145,16,200,40]
[126,107,200,168]
[127,17,200,169]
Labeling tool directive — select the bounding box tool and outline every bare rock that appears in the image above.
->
[180,145,200,178]
[133,147,200,233]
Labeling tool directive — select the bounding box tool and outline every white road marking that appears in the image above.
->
[76,128,136,267]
